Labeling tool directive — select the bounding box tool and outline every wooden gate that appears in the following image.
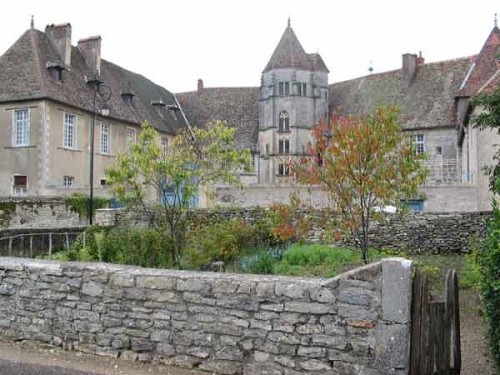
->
[409,268,461,375]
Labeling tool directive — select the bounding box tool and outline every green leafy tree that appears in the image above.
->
[471,87,500,189]
[106,120,252,268]
[293,106,428,263]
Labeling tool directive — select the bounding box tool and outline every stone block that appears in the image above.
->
[374,323,409,371]
[81,281,103,297]
[381,259,412,324]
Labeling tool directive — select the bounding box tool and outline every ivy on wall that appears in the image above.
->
[65,194,109,220]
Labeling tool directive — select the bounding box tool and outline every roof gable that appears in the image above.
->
[460,26,500,96]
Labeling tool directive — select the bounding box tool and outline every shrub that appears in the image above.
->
[183,219,251,269]
[65,193,109,219]
[478,202,500,370]
[67,226,173,268]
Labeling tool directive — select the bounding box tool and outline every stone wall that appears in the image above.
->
[98,208,489,254]
[0,197,84,229]
[0,257,412,375]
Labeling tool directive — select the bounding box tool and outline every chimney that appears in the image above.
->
[402,53,417,87]
[416,51,425,65]
[78,36,102,77]
[197,79,204,94]
[45,23,72,66]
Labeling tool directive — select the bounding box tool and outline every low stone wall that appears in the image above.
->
[0,257,412,375]
[0,197,84,229]
[98,207,489,254]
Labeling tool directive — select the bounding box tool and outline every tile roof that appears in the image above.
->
[0,28,187,134]
[263,25,329,73]
[176,87,259,150]
[460,26,500,97]
[329,57,474,129]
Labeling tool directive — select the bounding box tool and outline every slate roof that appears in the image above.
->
[0,28,187,134]
[263,25,329,73]
[329,57,474,129]
[176,87,259,150]
[460,26,500,97]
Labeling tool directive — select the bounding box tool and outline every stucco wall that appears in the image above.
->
[0,257,412,375]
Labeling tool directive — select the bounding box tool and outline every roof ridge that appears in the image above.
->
[29,29,47,97]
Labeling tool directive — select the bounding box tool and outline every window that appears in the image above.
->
[13,109,30,146]
[296,82,307,96]
[278,82,290,96]
[63,113,76,149]
[161,138,169,155]
[100,179,107,186]
[278,161,290,176]
[279,111,290,132]
[63,176,74,187]
[265,143,270,157]
[100,123,110,154]
[13,175,27,196]
[413,134,425,154]
[278,139,290,154]
[126,128,136,150]
[436,146,442,155]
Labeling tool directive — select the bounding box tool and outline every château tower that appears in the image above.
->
[258,20,329,185]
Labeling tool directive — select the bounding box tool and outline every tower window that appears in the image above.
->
[13,109,30,146]
[279,111,290,132]
[278,161,290,176]
[278,139,290,154]
[278,82,290,96]
[296,83,307,96]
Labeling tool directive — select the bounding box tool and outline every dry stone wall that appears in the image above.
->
[0,197,83,229]
[99,208,489,254]
[0,257,412,375]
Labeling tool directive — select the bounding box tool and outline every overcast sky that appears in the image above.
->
[1,0,498,93]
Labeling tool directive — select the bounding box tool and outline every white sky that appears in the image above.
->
[1,0,498,93]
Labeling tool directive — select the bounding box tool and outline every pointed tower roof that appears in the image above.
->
[263,21,329,73]
[459,25,500,96]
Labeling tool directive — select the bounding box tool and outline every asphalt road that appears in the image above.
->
[0,359,99,375]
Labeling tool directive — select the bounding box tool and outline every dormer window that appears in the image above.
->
[121,91,135,104]
[151,100,166,118]
[46,61,65,81]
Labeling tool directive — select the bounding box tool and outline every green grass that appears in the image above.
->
[274,244,361,277]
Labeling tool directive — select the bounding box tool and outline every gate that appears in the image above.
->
[409,268,461,375]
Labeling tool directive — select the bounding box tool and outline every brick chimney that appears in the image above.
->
[197,79,204,94]
[402,53,417,87]
[78,36,102,76]
[416,51,425,65]
[45,23,72,66]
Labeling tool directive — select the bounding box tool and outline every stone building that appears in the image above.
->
[0,22,188,198]
[178,21,500,212]
[1,19,499,212]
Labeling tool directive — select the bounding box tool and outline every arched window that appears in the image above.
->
[279,111,290,132]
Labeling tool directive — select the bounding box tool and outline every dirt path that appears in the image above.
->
[460,289,495,375]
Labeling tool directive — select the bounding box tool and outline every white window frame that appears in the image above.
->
[63,176,75,187]
[161,138,169,155]
[12,175,28,196]
[126,128,136,150]
[100,122,111,154]
[413,134,425,154]
[63,112,77,149]
[12,108,30,147]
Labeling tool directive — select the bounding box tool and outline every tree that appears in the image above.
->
[293,106,428,263]
[106,120,252,268]
[471,87,500,189]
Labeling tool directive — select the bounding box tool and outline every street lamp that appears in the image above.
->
[88,77,112,225]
